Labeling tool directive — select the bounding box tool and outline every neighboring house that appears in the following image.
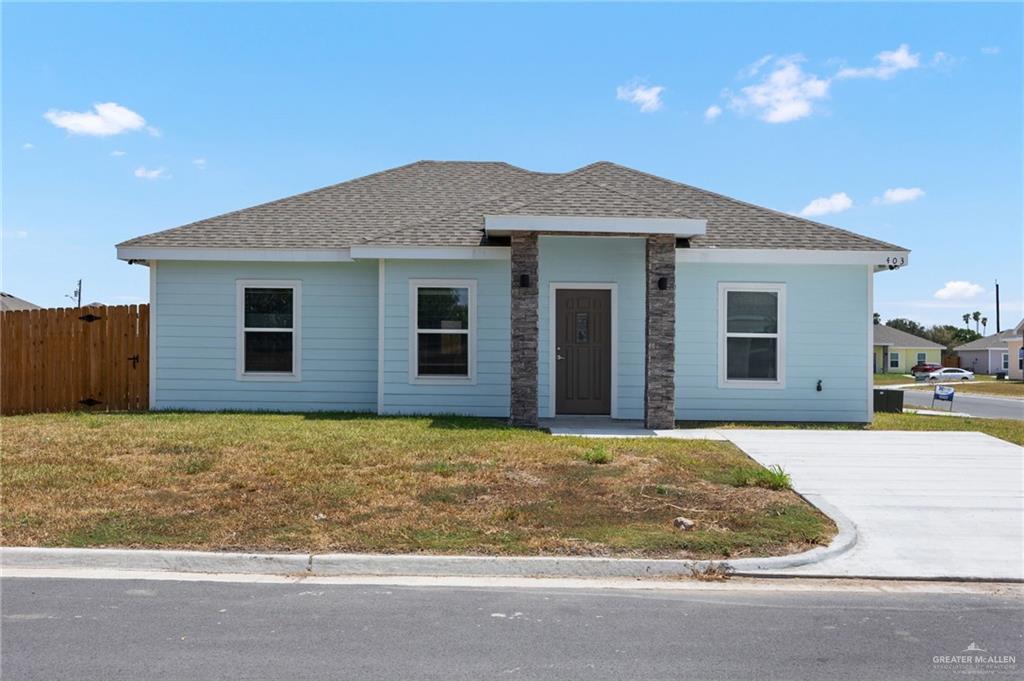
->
[872,325,944,374]
[1006,320,1024,381]
[954,328,1020,375]
[116,160,910,426]
[0,292,42,312]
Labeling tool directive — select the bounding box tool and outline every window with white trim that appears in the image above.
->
[889,351,900,369]
[410,280,474,381]
[236,281,300,380]
[916,352,927,364]
[1002,352,1009,370]
[719,283,785,387]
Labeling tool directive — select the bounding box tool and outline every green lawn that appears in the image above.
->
[682,412,1024,446]
[1,412,833,559]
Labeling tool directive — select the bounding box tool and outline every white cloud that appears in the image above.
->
[836,44,920,80]
[44,102,149,137]
[703,105,722,122]
[875,187,925,205]
[192,158,207,169]
[616,81,665,113]
[934,280,985,300]
[22,142,34,150]
[133,166,168,180]
[2,229,28,239]
[727,55,830,123]
[739,54,774,79]
[799,192,853,217]
[110,150,127,157]
[981,46,1000,55]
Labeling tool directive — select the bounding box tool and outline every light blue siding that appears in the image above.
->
[153,261,378,411]
[380,259,511,417]
[676,263,871,422]
[538,237,646,419]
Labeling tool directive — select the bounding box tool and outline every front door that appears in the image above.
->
[555,289,612,415]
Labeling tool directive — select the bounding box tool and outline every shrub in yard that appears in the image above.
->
[724,464,791,490]
[580,445,613,465]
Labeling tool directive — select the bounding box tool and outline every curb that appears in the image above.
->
[0,500,856,579]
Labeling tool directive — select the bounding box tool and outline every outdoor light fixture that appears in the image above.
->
[816,380,823,392]
[519,274,531,288]
[658,277,668,290]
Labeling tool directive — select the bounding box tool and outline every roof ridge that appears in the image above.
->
[353,168,575,245]
[585,161,905,251]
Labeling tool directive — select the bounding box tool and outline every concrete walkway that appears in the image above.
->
[724,430,1024,580]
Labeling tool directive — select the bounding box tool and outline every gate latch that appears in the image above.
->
[127,354,140,368]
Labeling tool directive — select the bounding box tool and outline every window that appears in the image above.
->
[410,280,475,382]
[917,352,927,364]
[236,280,300,380]
[889,352,900,369]
[718,283,785,388]
[1002,353,1009,370]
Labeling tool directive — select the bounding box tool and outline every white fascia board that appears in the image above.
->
[349,246,510,260]
[484,214,706,237]
[676,248,910,267]
[116,246,353,262]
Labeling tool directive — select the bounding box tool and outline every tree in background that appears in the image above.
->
[972,311,982,332]
[873,312,881,325]
[981,317,988,335]
[963,313,971,328]
[885,318,927,337]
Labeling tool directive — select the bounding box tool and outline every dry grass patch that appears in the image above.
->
[1,412,833,559]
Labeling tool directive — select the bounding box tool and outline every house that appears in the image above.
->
[872,325,944,374]
[954,327,1020,375]
[1005,320,1023,381]
[116,160,910,427]
[0,292,42,312]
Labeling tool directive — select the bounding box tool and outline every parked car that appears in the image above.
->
[910,362,943,376]
[926,367,974,382]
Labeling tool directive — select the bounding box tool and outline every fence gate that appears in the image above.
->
[1,305,149,415]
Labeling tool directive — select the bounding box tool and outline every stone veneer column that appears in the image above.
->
[645,235,676,429]
[510,232,539,427]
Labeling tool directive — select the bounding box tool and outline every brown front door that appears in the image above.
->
[555,289,612,415]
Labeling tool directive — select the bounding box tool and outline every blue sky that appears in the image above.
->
[3,2,1021,329]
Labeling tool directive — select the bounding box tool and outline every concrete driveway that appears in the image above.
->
[726,430,1023,580]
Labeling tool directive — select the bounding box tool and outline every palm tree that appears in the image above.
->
[981,317,988,335]
[962,313,971,328]
[972,311,982,332]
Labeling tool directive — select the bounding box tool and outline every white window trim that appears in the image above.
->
[1002,352,1009,370]
[718,282,786,390]
[917,352,927,364]
[889,351,900,369]
[547,282,619,419]
[408,279,477,385]
[235,279,302,382]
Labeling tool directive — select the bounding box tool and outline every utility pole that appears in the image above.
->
[995,280,1001,333]
[66,279,82,308]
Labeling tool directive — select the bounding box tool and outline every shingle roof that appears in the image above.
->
[954,327,1021,351]
[873,325,944,349]
[0,292,42,312]
[119,160,905,252]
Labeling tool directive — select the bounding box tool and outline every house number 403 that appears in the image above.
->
[886,255,906,266]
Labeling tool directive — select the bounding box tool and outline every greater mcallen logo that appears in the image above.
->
[933,642,1018,674]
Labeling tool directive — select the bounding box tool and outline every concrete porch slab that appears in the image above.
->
[541,416,728,440]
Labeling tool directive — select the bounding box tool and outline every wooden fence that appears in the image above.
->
[1,305,149,415]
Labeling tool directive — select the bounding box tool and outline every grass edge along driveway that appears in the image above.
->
[2,412,833,559]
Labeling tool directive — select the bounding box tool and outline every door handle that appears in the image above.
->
[556,354,565,361]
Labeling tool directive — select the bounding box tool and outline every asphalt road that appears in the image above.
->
[899,388,1024,420]
[3,577,1022,681]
